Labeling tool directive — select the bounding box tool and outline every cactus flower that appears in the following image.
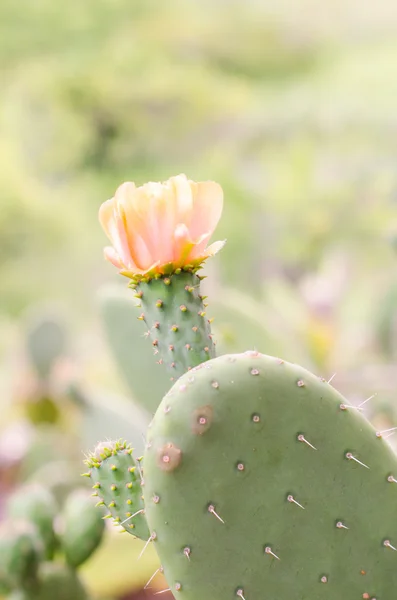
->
[99,174,225,281]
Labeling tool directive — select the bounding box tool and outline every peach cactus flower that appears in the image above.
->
[99,174,225,280]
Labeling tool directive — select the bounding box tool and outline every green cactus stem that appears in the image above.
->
[131,270,215,380]
[84,440,149,540]
[60,489,105,569]
[143,352,397,600]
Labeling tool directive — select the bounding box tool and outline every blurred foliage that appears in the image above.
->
[1,0,397,598]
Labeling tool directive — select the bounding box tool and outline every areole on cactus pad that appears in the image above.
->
[142,352,397,600]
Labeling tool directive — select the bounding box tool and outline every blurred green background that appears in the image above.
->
[1,0,397,598]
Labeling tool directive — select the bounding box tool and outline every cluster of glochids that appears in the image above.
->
[0,484,104,600]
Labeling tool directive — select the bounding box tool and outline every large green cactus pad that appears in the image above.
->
[144,352,397,600]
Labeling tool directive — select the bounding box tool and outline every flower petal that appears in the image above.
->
[173,224,196,264]
[115,181,136,202]
[171,175,194,225]
[146,181,177,264]
[98,198,116,241]
[104,246,125,269]
[118,197,155,270]
[189,181,224,240]
[190,239,226,262]
[204,239,227,257]
[98,175,224,278]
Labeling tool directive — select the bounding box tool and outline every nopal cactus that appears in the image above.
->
[90,173,397,600]
[142,352,397,599]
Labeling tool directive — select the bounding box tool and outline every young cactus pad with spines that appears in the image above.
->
[131,271,214,378]
[60,489,105,569]
[144,352,397,600]
[84,440,149,539]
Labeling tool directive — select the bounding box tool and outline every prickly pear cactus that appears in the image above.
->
[84,440,149,540]
[143,352,397,600]
[7,485,57,560]
[60,489,105,568]
[0,521,42,595]
[130,271,214,379]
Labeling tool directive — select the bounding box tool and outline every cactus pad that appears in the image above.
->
[0,521,42,594]
[144,352,397,600]
[61,489,105,568]
[35,563,87,600]
[85,440,149,540]
[26,315,66,381]
[7,486,57,561]
[133,271,214,378]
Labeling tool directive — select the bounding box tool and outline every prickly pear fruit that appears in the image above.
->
[144,352,397,600]
[131,271,214,379]
[60,489,105,568]
[35,563,87,600]
[85,440,149,539]
[7,485,57,560]
[0,521,42,594]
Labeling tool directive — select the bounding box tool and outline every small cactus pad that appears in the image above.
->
[144,352,397,600]
[85,440,149,539]
[35,562,87,600]
[7,485,57,561]
[60,489,105,568]
[0,521,42,594]
[133,271,214,378]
